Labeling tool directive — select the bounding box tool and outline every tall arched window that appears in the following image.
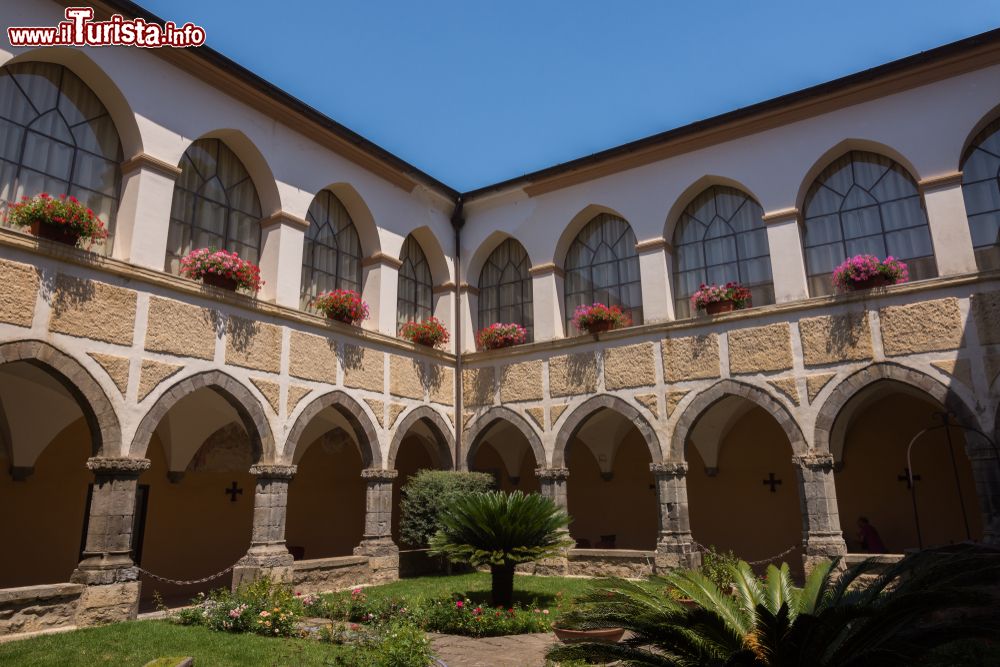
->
[802,151,936,296]
[961,118,1000,271]
[301,190,363,308]
[396,234,433,331]
[0,62,122,251]
[165,138,262,274]
[478,238,533,339]
[564,213,642,329]
[672,186,772,318]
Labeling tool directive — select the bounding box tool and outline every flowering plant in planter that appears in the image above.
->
[179,248,263,294]
[832,255,909,292]
[690,282,752,315]
[571,303,630,333]
[401,317,450,347]
[476,322,528,350]
[312,289,369,325]
[7,193,108,246]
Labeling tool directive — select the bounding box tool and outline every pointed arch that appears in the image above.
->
[129,370,275,464]
[959,110,1000,271]
[554,203,629,268]
[671,379,807,460]
[386,405,454,470]
[0,340,120,458]
[324,182,380,257]
[301,189,364,307]
[463,406,545,471]
[553,394,662,467]
[664,175,763,241]
[197,129,281,216]
[476,237,533,338]
[282,389,381,468]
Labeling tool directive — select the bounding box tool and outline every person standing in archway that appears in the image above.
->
[857,517,887,553]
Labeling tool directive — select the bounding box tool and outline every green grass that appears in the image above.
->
[0,620,348,667]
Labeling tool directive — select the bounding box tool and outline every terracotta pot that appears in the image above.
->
[850,275,892,291]
[29,220,81,247]
[553,626,625,643]
[704,299,736,315]
[328,312,358,326]
[202,273,239,292]
[584,320,617,334]
[677,598,700,610]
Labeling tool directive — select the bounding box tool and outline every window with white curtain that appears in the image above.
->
[0,62,122,252]
[165,138,262,274]
[300,190,363,308]
[478,238,533,339]
[396,234,433,331]
[961,118,1000,271]
[564,213,642,329]
[672,186,772,318]
[802,151,936,296]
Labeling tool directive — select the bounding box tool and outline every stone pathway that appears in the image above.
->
[429,632,556,667]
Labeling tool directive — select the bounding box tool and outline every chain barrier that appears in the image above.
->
[691,540,800,567]
[137,562,239,587]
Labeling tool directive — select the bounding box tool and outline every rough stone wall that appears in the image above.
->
[0,584,84,635]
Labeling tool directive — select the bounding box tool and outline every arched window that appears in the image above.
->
[0,62,122,251]
[802,151,936,296]
[300,190,363,308]
[478,238,533,339]
[564,213,642,329]
[396,234,433,331]
[961,118,1000,271]
[672,186,772,318]
[165,138,262,274]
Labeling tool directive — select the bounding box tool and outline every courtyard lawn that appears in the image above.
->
[0,620,349,666]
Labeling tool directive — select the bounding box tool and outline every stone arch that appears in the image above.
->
[185,129,282,216]
[406,226,453,286]
[959,102,1000,168]
[129,370,275,464]
[794,138,923,212]
[322,183,381,258]
[553,203,630,269]
[386,405,455,470]
[814,362,983,457]
[282,390,381,468]
[663,174,763,241]
[3,47,143,156]
[671,379,807,461]
[465,230,536,286]
[0,340,120,458]
[553,394,662,467]
[463,406,546,471]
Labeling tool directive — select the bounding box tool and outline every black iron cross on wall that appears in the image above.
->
[225,481,243,502]
[762,472,782,493]
[897,468,922,490]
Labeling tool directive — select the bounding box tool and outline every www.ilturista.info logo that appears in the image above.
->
[7,7,206,48]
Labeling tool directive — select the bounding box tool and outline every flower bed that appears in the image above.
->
[312,289,369,325]
[476,322,528,350]
[690,282,751,314]
[7,193,108,247]
[179,248,263,294]
[400,317,449,347]
[571,303,630,333]
[832,254,909,291]
[174,577,300,637]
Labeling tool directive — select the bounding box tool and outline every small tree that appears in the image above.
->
[399,470,495,548]
[429,490,571,608]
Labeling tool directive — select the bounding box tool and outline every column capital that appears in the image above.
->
[362,467,399,482]
[635,237,672,253]
[250,464,297,480]
[793,452,835,471]
[362,252,404,270]
[650,461,688,476]
[86,457,151,475]
[120,153,182,179]
[535,467,570,482]
[260,211,309,230]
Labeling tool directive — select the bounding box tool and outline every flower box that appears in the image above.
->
[401,317,450,348]
[571,303,630,334]
[179,248,263,294]
[691,282,751,315]
[476,322,527,350]
[8,193,108,248]
[833,255,908,292]
[312,289,369,326]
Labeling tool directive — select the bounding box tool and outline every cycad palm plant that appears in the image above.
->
[428,490,571,607]
[548,543,1000,666]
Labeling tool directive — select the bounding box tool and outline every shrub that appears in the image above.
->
[699,545,740,591]
[570,303,630,332]
[7,193,108,241]
[399,470,495,548]
[400,317,449,347]
[312,289,369,324]
[832,254,909,291]
[690,282,752,310]
[179,248,264,293]
[476,322,528,350]
[173,576,300,637]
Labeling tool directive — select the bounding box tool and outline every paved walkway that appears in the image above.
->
[430,632,556,667]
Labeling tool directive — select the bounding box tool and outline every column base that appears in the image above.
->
[803,533,848,574]
[232,545,295,590]
[354,537,399,583]
[70,556,141,627]
[654,535,700,571]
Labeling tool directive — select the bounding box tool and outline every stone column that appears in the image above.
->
[793,452,847,573]
[534,467,571,575]
[232,464,296,589]
[650,462,699,571]
[362,253,402,336]
[762,208,810,303]
[636,239,674,323]
[258,212,307,308]
[529,264,564,341]
[433,282,458,354]
[919,173,978,276]
[112,154,182,270]
[354,468,399,582]
[71,456,150,627]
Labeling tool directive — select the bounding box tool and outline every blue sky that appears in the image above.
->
[140,0,1000,191]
